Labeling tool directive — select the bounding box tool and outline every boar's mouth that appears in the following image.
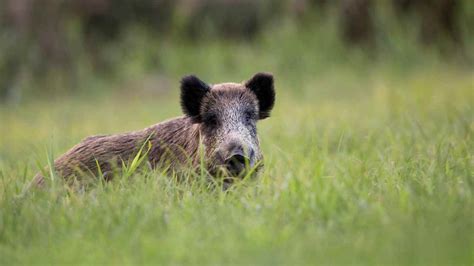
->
[209,161,264,184]
[220,164,263,190]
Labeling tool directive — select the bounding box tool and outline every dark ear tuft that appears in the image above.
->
[180,75,210,122]
[245,72,275,119]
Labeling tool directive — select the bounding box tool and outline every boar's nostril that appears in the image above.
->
[225,154,248,176]
[231,154,246,164]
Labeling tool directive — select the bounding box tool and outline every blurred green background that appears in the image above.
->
[0,1,473,265]
[0,0,473,102]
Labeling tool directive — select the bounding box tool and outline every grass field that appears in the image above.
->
[0,27,473,264]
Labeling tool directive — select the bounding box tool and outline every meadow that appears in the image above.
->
[0,22,473,265]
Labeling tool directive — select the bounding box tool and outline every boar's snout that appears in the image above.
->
[217,141,255,176]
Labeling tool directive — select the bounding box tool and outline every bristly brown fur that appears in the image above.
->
[33,117,201,186]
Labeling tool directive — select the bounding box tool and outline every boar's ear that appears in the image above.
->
[245,72,275,119]
[180,75,211,122]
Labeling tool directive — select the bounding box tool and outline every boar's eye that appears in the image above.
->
[244,110,255,124]
[203,113,218,127]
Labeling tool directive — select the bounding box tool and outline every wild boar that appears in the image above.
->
[33,72,275,186]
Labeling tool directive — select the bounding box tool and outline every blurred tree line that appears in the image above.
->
[0,0,472,102]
